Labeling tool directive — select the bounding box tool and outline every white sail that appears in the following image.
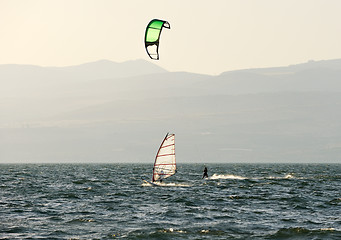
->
[152,133,176,182]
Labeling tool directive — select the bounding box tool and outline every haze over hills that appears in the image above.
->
[1,59,341,163]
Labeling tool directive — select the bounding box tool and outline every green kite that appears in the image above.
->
[144,19,170,60]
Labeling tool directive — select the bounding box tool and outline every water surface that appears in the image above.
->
[1,164,340,239]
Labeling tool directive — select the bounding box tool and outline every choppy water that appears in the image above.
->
[1,163,340,239]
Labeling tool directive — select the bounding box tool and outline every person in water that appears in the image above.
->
[203,166,208,179]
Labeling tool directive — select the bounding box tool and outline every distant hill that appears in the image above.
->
[0,59,167,81]
[1,58,341,163]
[212,58,341,94]
[0,59,167,97]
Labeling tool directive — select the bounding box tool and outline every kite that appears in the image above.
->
[144,19,170,60]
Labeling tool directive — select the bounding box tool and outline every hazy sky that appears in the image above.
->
[1,0,341,75]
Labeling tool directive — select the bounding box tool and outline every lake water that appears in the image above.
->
[1,163,340,239]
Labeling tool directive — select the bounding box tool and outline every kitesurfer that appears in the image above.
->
[203,167,208,179]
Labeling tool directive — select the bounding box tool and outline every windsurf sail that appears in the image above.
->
[152,133,176,182]
[144,19,170,60]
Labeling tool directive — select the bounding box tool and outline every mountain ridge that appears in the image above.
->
[0,59,168,83]
[2,58,341,163]
[220,58,341,75]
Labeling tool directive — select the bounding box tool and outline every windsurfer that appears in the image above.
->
[203,167,208,179]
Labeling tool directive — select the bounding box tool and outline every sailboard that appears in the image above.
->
[143,133,176,186]
[142,179,162,186]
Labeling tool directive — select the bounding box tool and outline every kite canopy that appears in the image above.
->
[144,19,170,60]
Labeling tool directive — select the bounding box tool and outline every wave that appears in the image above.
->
[270,227,340,239]
[329,198,341,205]
[160,228,187,233]
[207,173,296,180]
[284,173,295,179]
[141,181,191,187]
[267,173,296,179]
[209,174,246,180]
[67,218,94,224]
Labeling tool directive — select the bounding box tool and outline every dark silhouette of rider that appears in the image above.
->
[203,167,208,179]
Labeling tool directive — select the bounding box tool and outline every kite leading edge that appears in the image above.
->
[144,19,170,60]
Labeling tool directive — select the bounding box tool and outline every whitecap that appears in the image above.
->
[320,228,335,231]
[161,228,186,233]
[284,174,295,179]
[141,181,191,187]
[209,174,246,180]
[267,174,295,179]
